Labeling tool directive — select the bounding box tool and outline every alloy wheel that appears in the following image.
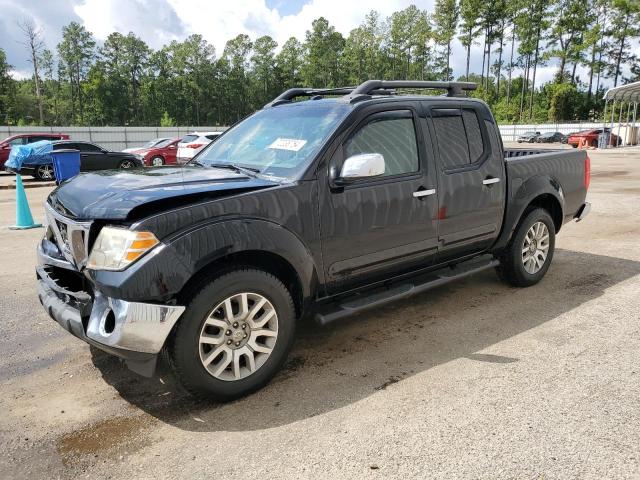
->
[198,292,278,381]
[521,221,550,274]
[37,165,54,181]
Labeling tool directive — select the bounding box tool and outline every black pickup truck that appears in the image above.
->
[37,80,591,400]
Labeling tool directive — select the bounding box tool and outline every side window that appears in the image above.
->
[345,112,419,177]
[8,137,25,146]
[432,107,485,169]
[432,109,469,168]
[462,109,484,163]
[27,136,51,143]
[78,143,101,152]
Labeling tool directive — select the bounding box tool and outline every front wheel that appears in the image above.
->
[168,268,296,400]
[496,208,556,287]
[34,164,55,181]
[150,156,164,166]
[119,159,135,169]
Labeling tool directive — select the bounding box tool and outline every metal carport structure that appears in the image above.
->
[602,81,640,148]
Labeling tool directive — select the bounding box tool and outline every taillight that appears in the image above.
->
[584,155,590,190]
[187,143,203,149]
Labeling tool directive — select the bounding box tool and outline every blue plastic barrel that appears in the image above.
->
[50,149,81,183]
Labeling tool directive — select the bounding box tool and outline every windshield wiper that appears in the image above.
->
[210,163,261,176]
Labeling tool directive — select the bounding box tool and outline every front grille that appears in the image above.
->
[44,203,92,269]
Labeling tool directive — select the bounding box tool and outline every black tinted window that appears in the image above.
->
[433,111,469,168]
[346,114,419,177]
[462,109,484,162]
[433,108,485,168]
[28,135,55,143]
[204,134,220,140]
[77,142,102,152]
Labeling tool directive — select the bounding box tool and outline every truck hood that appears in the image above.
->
[48,166,279,221]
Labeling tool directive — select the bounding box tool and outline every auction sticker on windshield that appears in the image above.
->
[268,138,307,152]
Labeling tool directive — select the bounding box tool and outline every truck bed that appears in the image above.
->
[504,147,588,225]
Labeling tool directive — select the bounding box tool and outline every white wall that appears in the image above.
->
[0,126,227,151]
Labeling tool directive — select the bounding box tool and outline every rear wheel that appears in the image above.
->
[496,208,556,287]
[34,164,55,181]
[168,268,296,400]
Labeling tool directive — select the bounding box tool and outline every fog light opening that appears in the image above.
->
[102,310,116,335]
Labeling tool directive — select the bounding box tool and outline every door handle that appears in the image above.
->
[413,189,436,198]
[483,177,500,185]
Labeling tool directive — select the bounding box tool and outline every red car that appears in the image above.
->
[567,128,620,148]
[131,137,180,166]
[1,132,69,169]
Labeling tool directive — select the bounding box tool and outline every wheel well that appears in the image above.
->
[177,250,305,318]
[526,194,562,232]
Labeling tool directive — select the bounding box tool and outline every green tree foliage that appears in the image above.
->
[301,17,346,87]
[3,2,639,126]
[57,22,96,124]
[432,0,459,80]
[606,0,640,86]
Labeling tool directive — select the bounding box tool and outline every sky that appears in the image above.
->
[1,0,637,89]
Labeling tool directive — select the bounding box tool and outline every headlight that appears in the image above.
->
[87,227,159,271]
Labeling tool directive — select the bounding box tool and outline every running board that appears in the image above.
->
[314,255,499,326]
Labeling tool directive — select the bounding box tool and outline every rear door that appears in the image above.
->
[76,142,108,170]
[319,104,439,292]
[425,102,505,261]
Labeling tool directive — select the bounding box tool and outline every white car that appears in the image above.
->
[176,132,222,164]
[122,137,171,153]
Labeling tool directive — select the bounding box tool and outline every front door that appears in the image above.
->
[425,103,505,260]
[319,106,439,292]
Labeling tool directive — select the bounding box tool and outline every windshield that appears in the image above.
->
[154,139,172,148]
[195,102,350,180]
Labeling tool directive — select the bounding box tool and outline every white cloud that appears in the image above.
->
[73,0,185,49]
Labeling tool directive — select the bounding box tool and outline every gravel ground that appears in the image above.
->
[1,145,639,479]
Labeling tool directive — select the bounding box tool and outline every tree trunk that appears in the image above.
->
[446,41,451,80]
[506,29,515,105]
[529,27,541,120]
[486,32,492,91]
[481,30,487,86]
[496,23,505,96]
[519,54,530,122]
[465,29,472,81]
[614,27,628,87]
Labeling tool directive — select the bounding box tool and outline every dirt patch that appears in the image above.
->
[56,415,153,465]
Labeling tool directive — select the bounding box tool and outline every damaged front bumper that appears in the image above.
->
[36,249,185,376]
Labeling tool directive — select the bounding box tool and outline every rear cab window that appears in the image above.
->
[431,106,487,170]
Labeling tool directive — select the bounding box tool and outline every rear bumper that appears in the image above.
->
[36,258,185,376]
[574,202,591,222]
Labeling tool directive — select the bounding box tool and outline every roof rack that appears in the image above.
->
[264,80,477,108]
[348,80,477,100]
[265,88,355,107]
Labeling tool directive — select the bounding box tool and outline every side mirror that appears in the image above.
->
[336,153,385,184]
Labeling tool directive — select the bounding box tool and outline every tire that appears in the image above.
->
[34,164,55,181]
[495,208,556,287]
[150,156,164,166]
[168,268,296,400]
[119,159,135,169]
